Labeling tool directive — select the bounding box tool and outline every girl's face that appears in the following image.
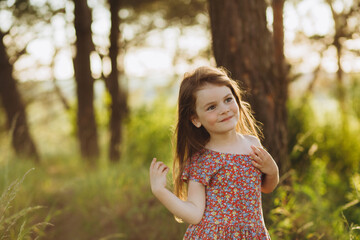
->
[191,83,240,136]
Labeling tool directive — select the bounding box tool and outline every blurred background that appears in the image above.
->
[0,0,359,239]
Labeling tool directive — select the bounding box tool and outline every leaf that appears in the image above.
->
[4,206,45,235]
[341,199,360,211]
[17,220,27,240]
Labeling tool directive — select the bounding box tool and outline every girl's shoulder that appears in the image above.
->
[182,149,225,186]
[189,149,209,162]
[188,148,223,165]
[242,134,262,147]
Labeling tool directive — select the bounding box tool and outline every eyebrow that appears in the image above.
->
[202,93,233,108]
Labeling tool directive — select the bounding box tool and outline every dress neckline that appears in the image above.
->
[203,147,251,157]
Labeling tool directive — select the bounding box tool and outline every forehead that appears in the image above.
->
[195,84,232,104]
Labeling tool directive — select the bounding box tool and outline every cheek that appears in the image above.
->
[231,103,240,114]
[204,112,218,124]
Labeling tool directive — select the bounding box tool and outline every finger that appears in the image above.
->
[149,159,155,174]
[150,158,157,168]
[154,161,162,169]
[150,159,158,173]
[251,145,257,153]
[156,162,166,170]
[258,147,267,157]
[253,154,262,164]
[162,166,169,174]
[252,160,261,169]
[251,145,260,156]
[250,148,260,158]
[253,145,266,159]
[250,152,257,161]
[159,164,168,173]
[258,149,272,164]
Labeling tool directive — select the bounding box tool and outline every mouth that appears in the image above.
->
[220,116,233,122]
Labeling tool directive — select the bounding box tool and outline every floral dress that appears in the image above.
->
[181,148,271,240]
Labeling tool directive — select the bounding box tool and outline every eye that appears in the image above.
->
[225,97,233,103]
[207,105,216,111]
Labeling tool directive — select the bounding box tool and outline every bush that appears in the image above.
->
[122,96,176,167]
[268,96,360,239]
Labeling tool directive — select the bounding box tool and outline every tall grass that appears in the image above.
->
[0,168,51,239]
[0,93,359,239]
[1,95,186,239]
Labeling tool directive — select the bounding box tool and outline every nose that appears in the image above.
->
[219,103,230,114]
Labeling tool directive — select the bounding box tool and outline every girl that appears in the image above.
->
[149,66,279,239]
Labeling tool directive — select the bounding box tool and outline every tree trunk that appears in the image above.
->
[0,31,39,161]
[326,0,348,127]
[273,0,286,79]
[73,0,99,162]
[107,0,127,162]
[208,0,288,174]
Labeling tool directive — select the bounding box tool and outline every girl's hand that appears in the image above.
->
[250,146,278,176]
[149,158,169,195]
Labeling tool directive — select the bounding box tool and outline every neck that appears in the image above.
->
[206,130,239,149]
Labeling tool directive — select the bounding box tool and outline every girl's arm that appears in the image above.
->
[261,170,279,193]
[149,158,206,224]
[250,145,279,193]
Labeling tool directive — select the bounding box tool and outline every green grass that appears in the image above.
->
[0,97,187,239]
[0,151,188,239]
[0,94,359,239]
[0,167,51,239]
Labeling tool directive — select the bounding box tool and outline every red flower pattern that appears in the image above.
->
[181,148,271,240]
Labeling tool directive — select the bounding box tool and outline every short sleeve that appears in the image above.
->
[181,151,225,186]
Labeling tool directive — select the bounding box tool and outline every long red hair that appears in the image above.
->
[173,66,262,202]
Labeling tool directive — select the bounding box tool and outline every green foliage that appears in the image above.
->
[287,98,316,176]
[0,169,50,239]
[1,95,186,239]
[40,159,186,240]
[122,96,176,167]
[118,96,188,238]
[268,96,360,239]
[349,75,360,119]
[1,94,359,239]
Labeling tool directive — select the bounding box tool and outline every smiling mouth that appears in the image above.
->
[220,116,233,122]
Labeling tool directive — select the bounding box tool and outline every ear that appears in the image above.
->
[191,116,202,128]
